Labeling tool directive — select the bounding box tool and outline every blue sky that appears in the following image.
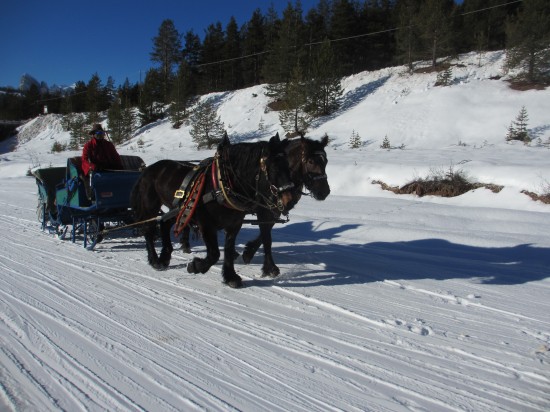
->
[1,0,320,89]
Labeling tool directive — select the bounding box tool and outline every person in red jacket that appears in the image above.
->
[82,124,123,176]
[81,124,123,200]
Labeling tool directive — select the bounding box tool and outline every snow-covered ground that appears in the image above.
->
[1,51,549,411]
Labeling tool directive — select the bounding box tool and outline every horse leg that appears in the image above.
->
[180,226,192,253]
[242,234,262,264]
[144,223,161,268]
[187,224,220,275]
[222,225,243,288]
[157,219,174,269]
[258,221,279,278]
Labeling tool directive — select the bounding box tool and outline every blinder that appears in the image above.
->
[303,150,328,188]
[262,154,295,196]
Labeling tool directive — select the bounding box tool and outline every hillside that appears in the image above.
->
[6,51,550,199]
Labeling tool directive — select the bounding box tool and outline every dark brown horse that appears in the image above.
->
[181,135,330,278]
[130,133,296,288]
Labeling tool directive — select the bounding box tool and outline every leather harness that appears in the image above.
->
[171,151,293,236]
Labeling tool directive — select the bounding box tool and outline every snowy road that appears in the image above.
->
[1,175,549,411]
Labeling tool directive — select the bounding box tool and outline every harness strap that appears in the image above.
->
[213,155,247,212]
[174,172,206,236]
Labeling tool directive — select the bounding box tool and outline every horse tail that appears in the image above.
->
[129,173,145,222]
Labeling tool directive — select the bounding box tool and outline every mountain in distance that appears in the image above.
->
[18,73,73,94]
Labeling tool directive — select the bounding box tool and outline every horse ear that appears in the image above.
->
[268,133,281,151]
[217,131,230,151]
[321,133,329,147]
[222,131,230,145]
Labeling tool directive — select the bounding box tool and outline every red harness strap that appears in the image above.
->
[173,172,206,236]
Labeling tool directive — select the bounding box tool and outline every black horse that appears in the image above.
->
[130,133,296,288]
[181,134,330,278]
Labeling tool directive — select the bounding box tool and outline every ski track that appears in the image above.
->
[1,177,549,411]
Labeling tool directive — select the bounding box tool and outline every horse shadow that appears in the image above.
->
[236,221,550,288]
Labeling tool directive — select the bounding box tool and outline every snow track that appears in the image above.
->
[1,176,549,411]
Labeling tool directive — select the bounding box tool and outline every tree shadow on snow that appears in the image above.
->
[311,75,391,129]
[237,221,550,287]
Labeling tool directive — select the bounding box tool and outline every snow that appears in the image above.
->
[1,51,549,411]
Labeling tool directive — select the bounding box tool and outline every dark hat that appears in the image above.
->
[89,124,104,136]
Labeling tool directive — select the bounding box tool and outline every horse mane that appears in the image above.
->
[222,141,269,193]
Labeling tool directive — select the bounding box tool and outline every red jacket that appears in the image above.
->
[82,137,123,176]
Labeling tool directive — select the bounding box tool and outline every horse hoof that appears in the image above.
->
[153,262,168,271]
[187,261,197,274]
[225,278,243,288]
[261,267,280,278]
[181,245,192,254]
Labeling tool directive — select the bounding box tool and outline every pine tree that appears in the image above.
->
[138,69,164,126]
[307,38,342,116]
[86,73,102,126]
[60,97,73,126]
[107,99,123,144]
[263,2,305,84]
[514,106,530,142]
[119,78,139,108]
[357,0,394,71]
[380,135,391,149]
[435,67,453,86]
[169,60,195,128]
[395,0,421,71]
[102,76,116,110]
[505,122,517,142]
[108,98,135,144]
[223,17,243,91]
[304,0,331,73]
[506,106,531,142]
[241,9,266,86]
[461,0,512,53]
[151,19,182,103]
[189,99,225,149]
[69,81,87,113]
[505,0,550,83]
[349,130,362,149]
[417,0,454,68]
[68,113,86,150]
[330,0,359,75]
[200,22,225,93]
[278,63,312,136]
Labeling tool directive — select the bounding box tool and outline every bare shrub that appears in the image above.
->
[373,165,503,198]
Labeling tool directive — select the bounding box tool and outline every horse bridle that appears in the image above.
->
[260,153,295,196]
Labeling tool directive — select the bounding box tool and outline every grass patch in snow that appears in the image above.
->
[374,165,503,198]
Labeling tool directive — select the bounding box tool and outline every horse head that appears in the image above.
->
[295,134,331,200]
